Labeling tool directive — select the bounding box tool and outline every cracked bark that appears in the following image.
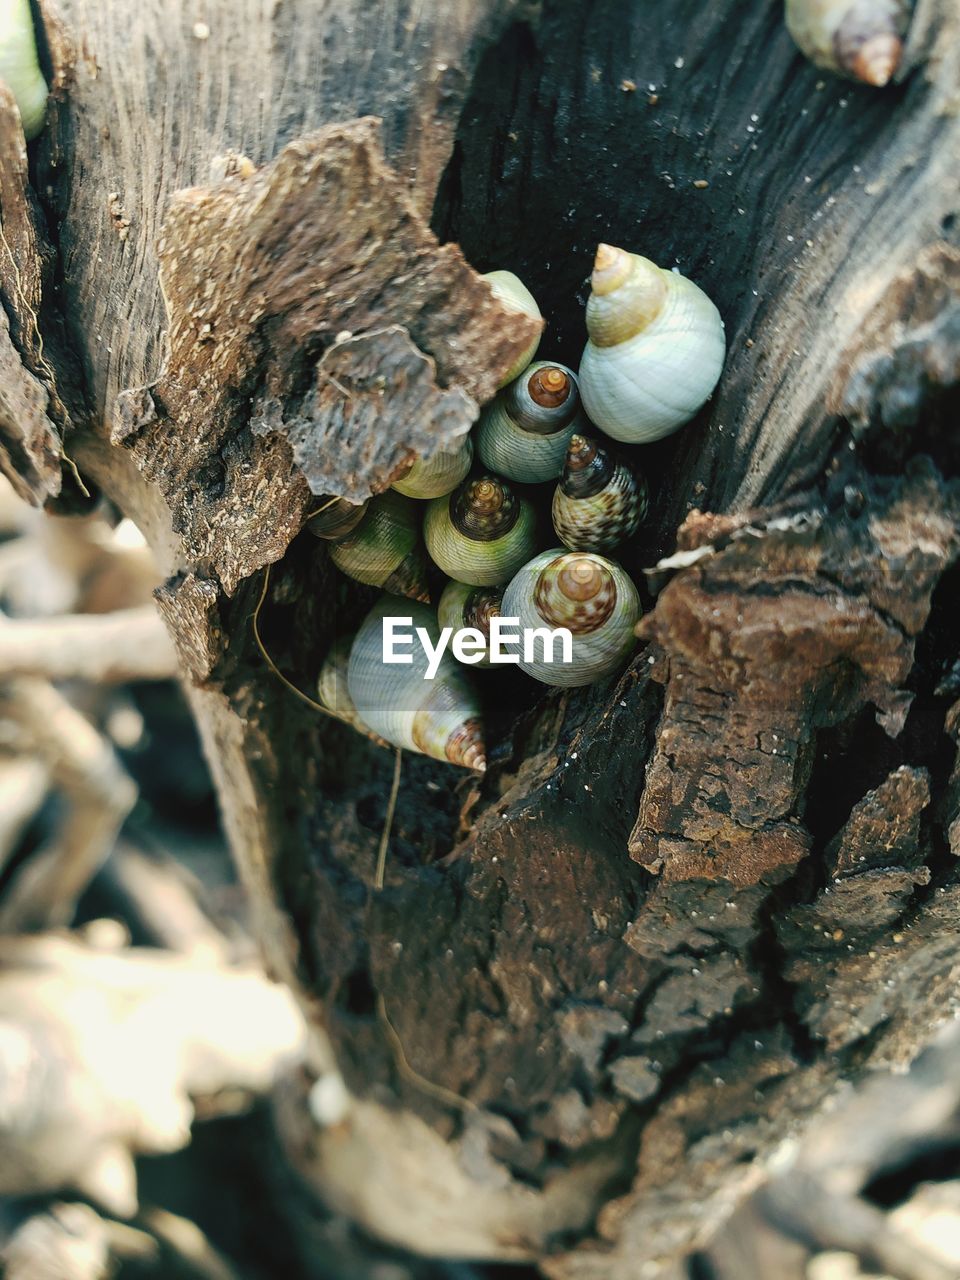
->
[2,0,960,1275]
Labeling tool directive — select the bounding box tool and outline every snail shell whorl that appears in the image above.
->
[308,497,369,540]
[475,361,583,483]
[579,244,726,444]
[552,435,648,553]
[501,548,640,687]
[425,475,538,586]
[437,580,503,668]
[347,597,486,770]
[317,635,372,735]
[392,435,473,499]
[0,0,48,140]
[482,270,544,387]
[328,491,430,602]
[785,0,907,86]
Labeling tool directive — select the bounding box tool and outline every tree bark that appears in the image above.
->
[2,0,960,1275]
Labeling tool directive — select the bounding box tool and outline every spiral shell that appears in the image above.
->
[347,596,486,770]
[424,475,538,588]
[501,549,640,687]
[552,434,647,554]
[475,362,584,484]
[328,491,430,602]
[482,270,544,387]
[317,635,372,735]
[392,436,473,499]
[307,497,369,541]
[578,244,726,444]
[785,0,909,85]
[437,580,504,668]
[0,0,48,140]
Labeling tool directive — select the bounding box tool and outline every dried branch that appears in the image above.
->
[0,606,177,683]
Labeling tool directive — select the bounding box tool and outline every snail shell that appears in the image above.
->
[328,491,430,602]
[475,361,584,484]
[424,475,539,588]
[501,548,640,687]
[307,497,369,541]
[578,244,726,444]
[0,0,48,140]
[482,270,543,387]
[317,635,373,735]
[785,0,909,86]
[437,580,504,668]
[392,435,473,499]
[552,434,648,554]
[348,596,486,770]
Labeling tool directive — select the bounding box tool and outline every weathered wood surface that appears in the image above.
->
[2,0,960,1275]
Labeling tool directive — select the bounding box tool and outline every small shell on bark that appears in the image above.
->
[785,0,910,86]
[392,436,473,499]
[424,475,538,588]
[552,434,648,553]
[328,491,430,602]
[347,596,486,770]
[481,270,544,387]
[475,361,584,483]
[501,548,640,687]
[437,581,504,668]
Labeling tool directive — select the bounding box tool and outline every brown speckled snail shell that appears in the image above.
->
[437,580,504,668]
[501,548,640,687]
[785,0,909,86]
[0,0,48,140]
[551,435,647,554]
[481,270,543,387]
[424,475,538,587]
[328,491,430,602]
[347,596,486,770]
[475,361,584,484]
[307,497,370,541]
[392,436,473,500]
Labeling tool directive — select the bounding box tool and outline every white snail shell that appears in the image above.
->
[392,435,473,499]
[785,0,908,86]
[307,497,369,541]
[348,596,486,770]
[0,0,48,140]
[317,634,374,736]
[437,580,503,668]
[552,435,648,554]
[424,474,538,588]
[328,491,430,602]
[475,361,584,484]
[578,244,726,444]
[481,270,543,387]
[501,548,640,687]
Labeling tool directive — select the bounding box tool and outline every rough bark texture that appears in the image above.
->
[3,0,960,1275]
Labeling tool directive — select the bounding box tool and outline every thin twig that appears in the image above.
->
[376,994,478,1115]
[374,747,403,891]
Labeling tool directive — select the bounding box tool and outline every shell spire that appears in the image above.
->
[475,360,584,483]
[424,475,538,587]
[438,581,504,668]
[552,434,647,553]
[784,0,909,87]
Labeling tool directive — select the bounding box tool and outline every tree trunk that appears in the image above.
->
[3,0,960,1274]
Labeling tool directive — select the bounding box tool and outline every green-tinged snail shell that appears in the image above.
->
[482,270,543,387]
[317,635,373,735]
[552,434,648,553]
[0,0,48,140]
[424,475,539,588]
[307,497,369,541]
[347,596,486,770]
[501,548,640,687]
[437,580,504,668]
[475,361,584,484]
[578,244,726,444]
[785,0,909,86]
[392,435,473,499]
[328,491,430,602]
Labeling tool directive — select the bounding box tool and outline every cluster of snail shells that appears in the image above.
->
[315,251,726,769]
[0,0,48,140]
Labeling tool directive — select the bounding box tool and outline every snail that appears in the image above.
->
[317,635,373,736]
[475,361,584,484]
[328,491,430,602]
[424,474,539,587]
[551,434,648,554]
[0,0,48,140]
[784,0,909,86]
[307,497,369,541]
[437,580,503,668]
[392,435,473,499]
[347,596,486,770]
[481,270,543,387]
[501,548,640,687]
[578,244,726,444]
